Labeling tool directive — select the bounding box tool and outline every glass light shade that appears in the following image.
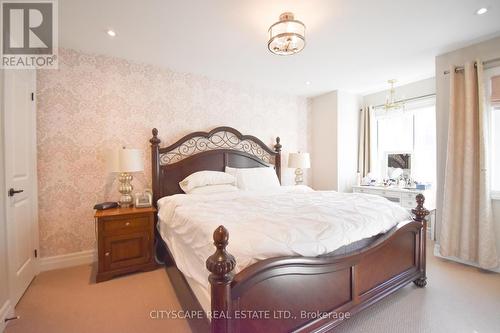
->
[107,148,144,173]
[384,79,405,110]
[288,152,310,169]
[268,12,306,56]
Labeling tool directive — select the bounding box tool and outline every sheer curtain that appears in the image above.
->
[440,61,498,269]
[370,102,436,184]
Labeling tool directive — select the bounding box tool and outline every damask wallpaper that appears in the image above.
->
[37,48,311,257]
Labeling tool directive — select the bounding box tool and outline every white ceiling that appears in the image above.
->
[60,0,500,97]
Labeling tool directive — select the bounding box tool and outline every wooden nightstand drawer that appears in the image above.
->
[103,232,151,271]
[103,216,150,234]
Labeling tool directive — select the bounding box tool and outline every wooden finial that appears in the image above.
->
[206,226,236,333]
[150,128,160,145]
[274,137,282,184]
[206,226,236,278]
[274,137,282,152]
[150,128,161,209]
[412,194,429,222]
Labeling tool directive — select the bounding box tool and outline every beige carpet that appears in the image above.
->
[5,244,500,333]
[335,246,500,333]
[5,266,191,333]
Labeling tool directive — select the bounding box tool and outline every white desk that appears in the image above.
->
[352,185,436,240]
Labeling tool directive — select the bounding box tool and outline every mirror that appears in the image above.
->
[387,153,411,179]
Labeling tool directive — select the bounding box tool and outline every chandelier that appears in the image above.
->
[268,12,306,56]
[384,79,405,110]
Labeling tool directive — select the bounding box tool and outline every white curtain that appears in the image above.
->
[440,61,498,269]
[358,106,371,177]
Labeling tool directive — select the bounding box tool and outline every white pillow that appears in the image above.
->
[225,166,238,179]
[226,166,273,178]
[179,171,236,193]
[189,184,239,194]
[225,166,280,191]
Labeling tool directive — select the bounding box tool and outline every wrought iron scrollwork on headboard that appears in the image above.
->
[156,127,278,165]
[150,127,282,201]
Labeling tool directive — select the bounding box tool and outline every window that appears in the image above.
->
[370,99,436,186]
[485,67,500,193]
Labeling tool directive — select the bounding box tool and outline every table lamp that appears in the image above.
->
[288,152,310,185]
[107,147,144,207]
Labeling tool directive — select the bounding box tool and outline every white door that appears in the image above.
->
[3,69,38,305]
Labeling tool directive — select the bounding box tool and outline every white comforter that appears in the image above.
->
[157,186,411,299]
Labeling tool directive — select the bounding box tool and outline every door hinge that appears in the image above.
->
[31,92,34,101]
[34,249,38,258]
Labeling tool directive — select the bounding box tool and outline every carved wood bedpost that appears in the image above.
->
[150,128,161,206]
[412,193,429,287]
[274,137,282,183]
[206,226,236,333]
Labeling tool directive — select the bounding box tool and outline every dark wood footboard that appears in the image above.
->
[206,195,429,333]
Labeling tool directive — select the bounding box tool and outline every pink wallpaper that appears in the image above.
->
[37,48,311,257]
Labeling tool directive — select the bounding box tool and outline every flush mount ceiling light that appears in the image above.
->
[107,29,116,37]
[268,12,306,56]
[476,7,488,15]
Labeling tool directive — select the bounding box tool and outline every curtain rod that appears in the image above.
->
[372,93,436,109]
[443,57,500,75]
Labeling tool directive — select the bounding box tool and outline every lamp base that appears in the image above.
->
[118,172,134,208]
[294,168,304,185]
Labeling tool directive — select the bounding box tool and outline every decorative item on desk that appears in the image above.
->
[135,189,152,208]
[383,178,393,187]
[416,182,432,190]
[361,172,376,186]
[107,147,144,208]
[288,152,310,185]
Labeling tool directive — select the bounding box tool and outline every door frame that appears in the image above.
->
[2,69,40,306]
[0,69,15,331]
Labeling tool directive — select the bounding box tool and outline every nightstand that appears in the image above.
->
[94,206,157,282]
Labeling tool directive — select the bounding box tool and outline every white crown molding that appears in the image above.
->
[38,249,96,273]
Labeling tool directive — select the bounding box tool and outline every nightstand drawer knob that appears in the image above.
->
[125,222,130,226]
[105,252,110,256]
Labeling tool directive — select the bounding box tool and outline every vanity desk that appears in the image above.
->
[352,185,436,240]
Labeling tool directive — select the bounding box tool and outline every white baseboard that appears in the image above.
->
[0,300,14,332]
[38,249,96,273]
[433,244,500,273]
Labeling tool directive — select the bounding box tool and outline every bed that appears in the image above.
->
[150,126,429,333]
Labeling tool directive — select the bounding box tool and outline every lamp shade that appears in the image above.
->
[268,12,306,56]
[107,148,144,173]
[288,152,310,169]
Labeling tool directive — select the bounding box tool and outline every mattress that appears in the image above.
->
[157,186,411,311]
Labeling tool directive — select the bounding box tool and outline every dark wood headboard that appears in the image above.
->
[149,126,282,204]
